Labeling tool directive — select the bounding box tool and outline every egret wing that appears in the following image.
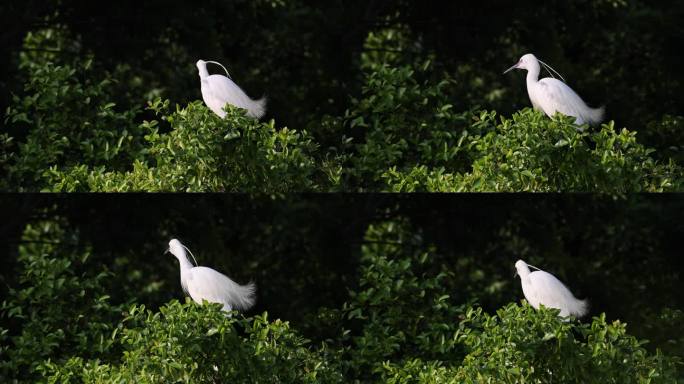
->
[530,99,543,112]
[186,266,256,311]
[205,76,249,109]
[529,270,587,317]
[528,271,574,314]
[536,78,588,123]
[203,75,265,118]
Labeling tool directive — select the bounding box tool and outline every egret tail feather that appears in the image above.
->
[571,298,589,318]
[248,96,267,119]
[587,106,605,126]
[231,280,257,311]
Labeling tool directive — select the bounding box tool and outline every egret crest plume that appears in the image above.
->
[537,59,565,83]
[204,60,232,79]
[180,243,198,267]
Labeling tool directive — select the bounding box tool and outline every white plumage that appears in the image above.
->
[196,59,266,119]
[514,259,588,317]
[167,239,256,312]
[504,53,604,126]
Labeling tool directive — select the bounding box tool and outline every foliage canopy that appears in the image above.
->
[1,215,681,382]
[1,1,682,191]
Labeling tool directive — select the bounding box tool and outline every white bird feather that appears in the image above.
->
[515,259,588,317]
[168,239,256,312]
[504,53,604,126]
[196,59,266,119]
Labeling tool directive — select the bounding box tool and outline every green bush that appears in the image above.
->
[452,304,679,383]
[0,221,123,382]
[381,109,681,192]
[333,221,469,380]
[1,219,681,382]
[3,56,681,192]
[642,115,684,164]
[377,304,680,384]
[41,303,342,383]
[0,221,342,383]
[43,98,328,192]
[4,58,336,192]
[2,3,684,192]
[320,220,681,382]
[343,61,475,190]
[4,59,144,191]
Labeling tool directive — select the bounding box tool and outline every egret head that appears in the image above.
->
[503,54,538,74]
[167,238,199,267]
[514,259,530,277]
[503,54,565,82]
[196,60,209,79]
[167,239,185,259]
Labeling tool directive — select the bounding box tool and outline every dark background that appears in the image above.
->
[1,0,682,158]
[1,194,682,353]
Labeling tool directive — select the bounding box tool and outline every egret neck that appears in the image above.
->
[515,260,532,283]
[197,61,210,79]
[169,240,195,294]
[176,249,194,271]
[525,58,541,101]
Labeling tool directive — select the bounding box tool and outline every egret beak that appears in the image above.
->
[503,62,519,75]
[164,247,170,255]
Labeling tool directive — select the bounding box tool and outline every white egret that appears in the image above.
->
[167,239,256,312]
[504,53,604,126]
[196,59,266,119]
[514,259,588,317]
